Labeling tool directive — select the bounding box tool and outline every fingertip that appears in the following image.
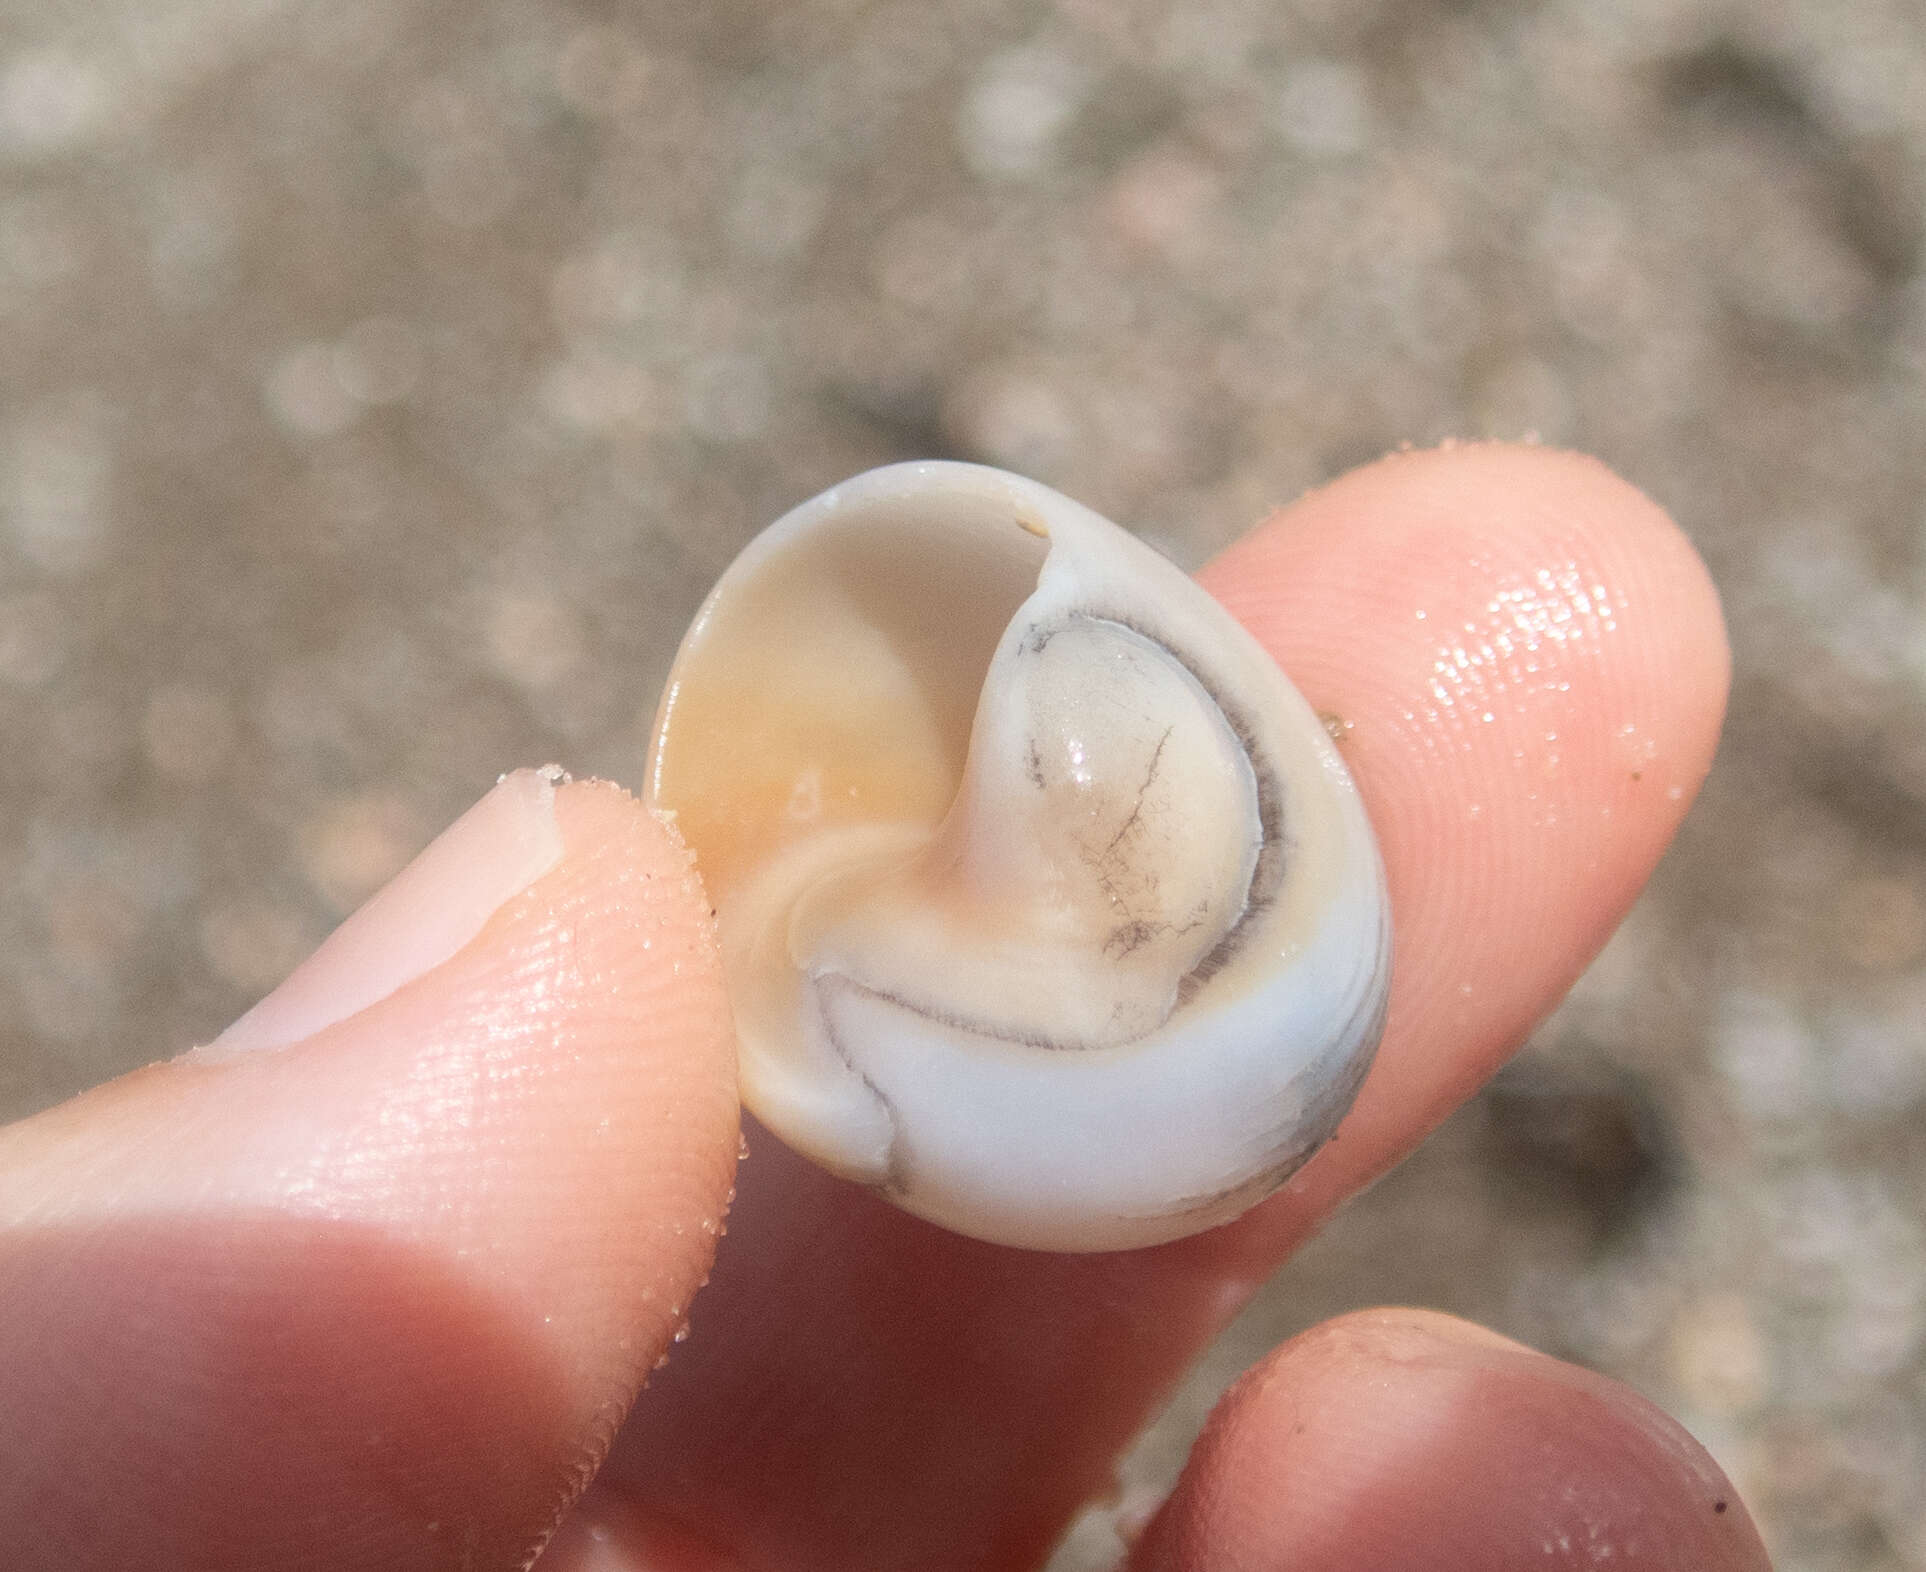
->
[1132,1308,1771,1572]
[1196,444,1730,1230]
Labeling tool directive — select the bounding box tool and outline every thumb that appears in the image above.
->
[0,770,739,1572]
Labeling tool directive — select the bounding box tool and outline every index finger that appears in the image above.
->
[584,443,1730,1571]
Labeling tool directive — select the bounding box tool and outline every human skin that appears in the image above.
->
[0,444,1769,1571]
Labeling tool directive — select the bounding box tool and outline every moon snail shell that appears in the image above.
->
[647,462,1391,1252]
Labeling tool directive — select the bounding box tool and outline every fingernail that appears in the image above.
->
[199,766,569,1056]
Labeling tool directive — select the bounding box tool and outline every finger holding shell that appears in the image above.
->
[647,462,1390,1252]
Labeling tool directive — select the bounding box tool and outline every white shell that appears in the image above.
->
[647,462,1390,1251]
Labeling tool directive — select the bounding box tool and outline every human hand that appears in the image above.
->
[0,444,1768,1571]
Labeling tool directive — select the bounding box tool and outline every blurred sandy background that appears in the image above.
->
[1,0,1922,1565]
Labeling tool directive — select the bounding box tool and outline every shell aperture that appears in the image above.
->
[647,462,1389,1251]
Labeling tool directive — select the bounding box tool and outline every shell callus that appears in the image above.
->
[648,462,1390,1251]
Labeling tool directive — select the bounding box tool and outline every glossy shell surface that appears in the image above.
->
[648,462,1390,1251]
